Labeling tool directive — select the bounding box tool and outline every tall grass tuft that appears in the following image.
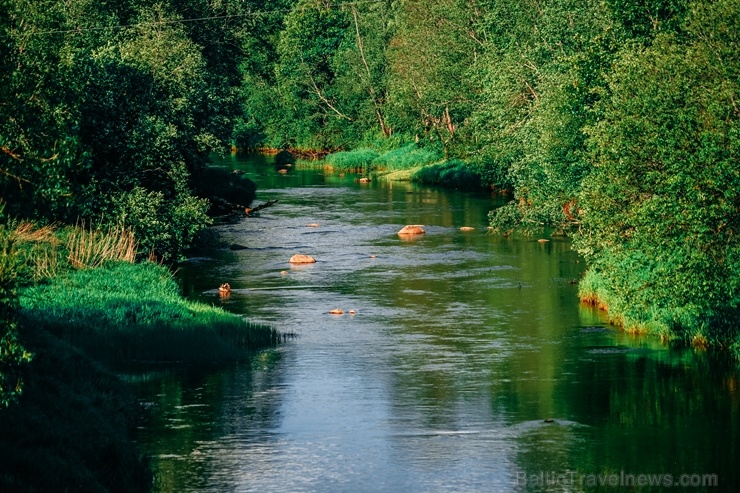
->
[4,221,61,282]
[324,148,380,172]
[65,222,137,269]
[371,143,441,171]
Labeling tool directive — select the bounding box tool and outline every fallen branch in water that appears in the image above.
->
[245,200,279,216]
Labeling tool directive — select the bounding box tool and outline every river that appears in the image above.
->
[134,153,739,492]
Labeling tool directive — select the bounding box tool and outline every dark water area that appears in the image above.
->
[134,153,740,492]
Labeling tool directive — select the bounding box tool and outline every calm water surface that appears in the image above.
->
[135,154,739,492]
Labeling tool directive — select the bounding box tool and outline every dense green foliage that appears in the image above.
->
[412,160,482,191]
[0,0,737,376]
[0,0,269,261]
[0,225,33,406]
[575,0,740,349]
[233,0,740,352]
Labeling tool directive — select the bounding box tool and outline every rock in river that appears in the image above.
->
[397,225,425,236]
[289,254,316,264]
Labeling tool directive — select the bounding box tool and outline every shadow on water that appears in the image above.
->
[134,153,740,493]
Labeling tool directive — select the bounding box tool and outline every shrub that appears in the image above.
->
[0,225,33,407]
[111,187,211,261]
[412,159,483,190]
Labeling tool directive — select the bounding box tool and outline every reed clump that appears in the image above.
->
[5,221,137,282]
[64,222,137,270]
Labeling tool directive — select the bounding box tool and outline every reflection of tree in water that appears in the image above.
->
[510,349,740,492]
[135,355,288,493]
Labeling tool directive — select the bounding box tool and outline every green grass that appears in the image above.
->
[322,143,443,174]
[371,143,441,171]
[19,261,278,365]
[324,148,381,172]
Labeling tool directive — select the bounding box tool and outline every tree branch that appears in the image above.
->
[306,71,354,121]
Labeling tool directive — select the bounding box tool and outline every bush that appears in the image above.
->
[412,159,483,190]
[111,187,211,261]
[0,225,33,407]
[575,0,740,355]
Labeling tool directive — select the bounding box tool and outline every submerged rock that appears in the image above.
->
[289,254,316,264]
[398,225,425,236]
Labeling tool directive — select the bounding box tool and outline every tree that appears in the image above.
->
[574,0,740,346]
[387,0,482,155]
[476,0,622,232]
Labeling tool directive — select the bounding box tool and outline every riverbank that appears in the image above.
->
[579,269,740,358]
[0,222,279,491]
[299,143,492,192]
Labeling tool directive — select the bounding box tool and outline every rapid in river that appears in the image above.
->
[134,153,739,493]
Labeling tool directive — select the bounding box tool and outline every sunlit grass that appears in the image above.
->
[321,144,443,174]
[371,143,441,171]
[65,222,137,269]
[325,148,380,172]
[19,261,278,364]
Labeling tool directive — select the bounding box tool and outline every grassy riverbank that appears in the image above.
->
[0,222,278,491]
[317,144,489,191]
[19,261,278,365]
[579,268,740,358]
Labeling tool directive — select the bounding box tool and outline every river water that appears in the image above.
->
[134,153,739,492]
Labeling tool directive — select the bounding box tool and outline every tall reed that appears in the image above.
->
[65,222,137,269]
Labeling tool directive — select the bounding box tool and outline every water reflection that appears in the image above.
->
[135,154,739,492]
